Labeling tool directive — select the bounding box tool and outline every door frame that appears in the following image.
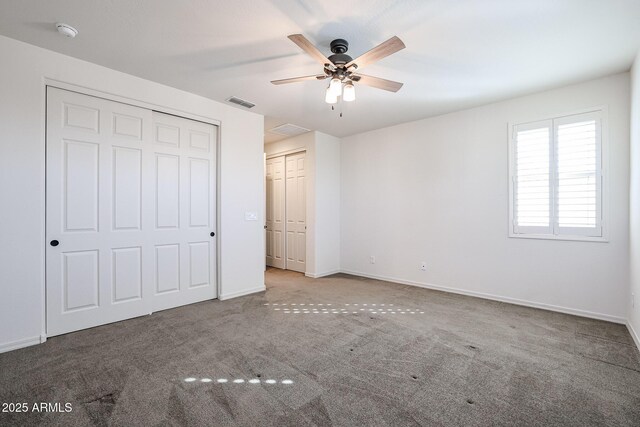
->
[43,78,222,341]
[265,149,307,273]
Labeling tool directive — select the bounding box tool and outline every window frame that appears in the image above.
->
[508,107,609,243]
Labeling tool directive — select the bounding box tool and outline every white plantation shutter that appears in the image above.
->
[513,121,552,234]
[510,110,604,240]
[554,112,602,236]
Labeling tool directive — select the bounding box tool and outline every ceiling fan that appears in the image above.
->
[271,34,405,104]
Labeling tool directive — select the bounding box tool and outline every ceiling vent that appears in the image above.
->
[226,96,255,109]
[268,123,311,137]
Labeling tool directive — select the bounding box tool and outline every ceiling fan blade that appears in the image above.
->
[351,74,404,92]
[288,34,334,66]
[345,36,405,70]
[271,75,328,85]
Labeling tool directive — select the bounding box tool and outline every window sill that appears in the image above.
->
[508,233,608,243]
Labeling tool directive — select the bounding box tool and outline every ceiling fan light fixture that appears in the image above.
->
[343,82,356,102]
[325,87,338,104]
[329,77,342,96]
[271,34,405,105]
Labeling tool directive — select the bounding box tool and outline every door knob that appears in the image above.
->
[210,232,215,237]
[50,240,59,247]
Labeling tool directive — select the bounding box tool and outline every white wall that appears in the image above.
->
[629,53,640,345]
[341,73,630,322]
[314,132,341,276]
[0,35,265,352]
[264,131,341,277]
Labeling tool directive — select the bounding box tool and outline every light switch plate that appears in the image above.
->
[245,212,258,221]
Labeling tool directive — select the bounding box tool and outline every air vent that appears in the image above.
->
[268,123,311,137]
[226,96,255,109]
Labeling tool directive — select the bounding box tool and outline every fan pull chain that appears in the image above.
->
[329,98,344,118]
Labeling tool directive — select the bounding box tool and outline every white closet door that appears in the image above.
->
[46,88,154,336]
[46,88,217,337]
[151,112,217,312]
[265,156,285,268]
[285,152,306,273]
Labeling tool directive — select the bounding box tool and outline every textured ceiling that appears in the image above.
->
[1,0,639,143]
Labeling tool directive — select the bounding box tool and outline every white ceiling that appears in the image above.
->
[1,0,639,143]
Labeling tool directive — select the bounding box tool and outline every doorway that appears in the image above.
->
[265,151,306,273]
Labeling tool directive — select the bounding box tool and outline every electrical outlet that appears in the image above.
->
[370,256,376,264]
[420,262,427,271]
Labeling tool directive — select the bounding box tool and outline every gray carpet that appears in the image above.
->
[1,269,640,426]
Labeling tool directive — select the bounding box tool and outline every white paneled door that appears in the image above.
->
[150,112,217,312]
[46,88,217,336]
[265,156,285,268]
[285,152,306,273]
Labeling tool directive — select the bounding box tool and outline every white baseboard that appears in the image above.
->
[340,269,626,324]
[627,321,640,352]
[305,270,341,279]
[219,285,266,301]
[0,336,42,354]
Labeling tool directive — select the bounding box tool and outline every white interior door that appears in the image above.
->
[46,88,154,336]
[265,156,285,268]
[46,88,217,337]
[151,112,217,312]
[285,152,306,273]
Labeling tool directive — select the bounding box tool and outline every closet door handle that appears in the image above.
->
[210,232,215,237]
[50,240,59,247]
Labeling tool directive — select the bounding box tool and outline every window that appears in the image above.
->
[509,110,604,241]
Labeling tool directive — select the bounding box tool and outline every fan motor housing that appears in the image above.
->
[328,53,352,66]
[329,39,352,66]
